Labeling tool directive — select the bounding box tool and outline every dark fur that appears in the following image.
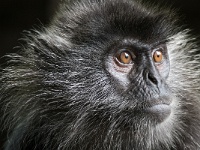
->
[1,0,200,150]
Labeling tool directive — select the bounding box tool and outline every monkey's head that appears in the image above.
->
[1,0,200,150]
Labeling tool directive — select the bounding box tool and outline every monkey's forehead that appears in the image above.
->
[54,0,180,44]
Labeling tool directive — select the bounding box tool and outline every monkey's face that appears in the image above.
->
[106,39,172,123]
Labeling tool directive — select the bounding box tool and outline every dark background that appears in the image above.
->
[0,0,200,63]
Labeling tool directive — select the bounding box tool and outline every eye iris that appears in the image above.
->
[153,51,163,63]
[120,52,132,64]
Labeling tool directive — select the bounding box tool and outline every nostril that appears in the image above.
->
[148,72,158,85]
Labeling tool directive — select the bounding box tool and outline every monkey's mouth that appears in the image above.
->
[146,104,171,115]
[146,104,171,122]
[144,98,172,122]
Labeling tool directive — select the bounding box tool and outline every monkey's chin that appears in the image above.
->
[145,104,171,123]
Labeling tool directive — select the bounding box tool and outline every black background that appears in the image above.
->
[0,0,200,62]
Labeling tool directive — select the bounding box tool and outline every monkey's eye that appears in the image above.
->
[116,51,133,64]
[153,50,163,63]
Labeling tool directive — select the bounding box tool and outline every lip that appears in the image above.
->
[147,96,172,107]
[145,103,171,122]
[146,104,171,113]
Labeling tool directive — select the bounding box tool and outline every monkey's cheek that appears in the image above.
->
[145,104,171,122]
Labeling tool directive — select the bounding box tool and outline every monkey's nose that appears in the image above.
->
[144,70,159,86]
[147,72,158,85]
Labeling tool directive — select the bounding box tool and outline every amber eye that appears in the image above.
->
[117,51,133,64]
[153,50,163,63]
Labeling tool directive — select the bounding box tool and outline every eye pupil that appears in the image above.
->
[119,52,132,64]
[124,53,129,59]
[153,50,163,63]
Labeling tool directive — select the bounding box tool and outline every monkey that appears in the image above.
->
[0,0,200,149]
